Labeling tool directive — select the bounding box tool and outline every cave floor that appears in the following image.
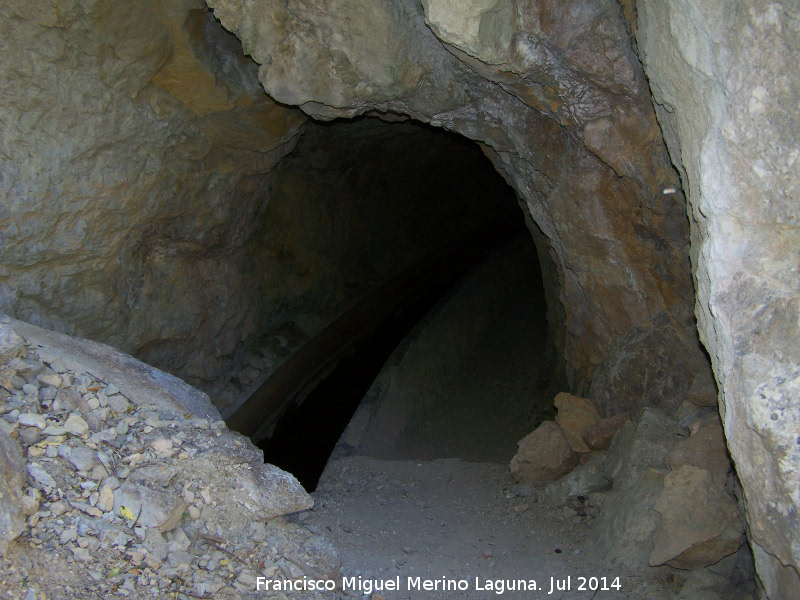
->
[300,292,657,599]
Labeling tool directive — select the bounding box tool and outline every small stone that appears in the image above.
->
[20,490,40,516]
[113,467,188,532]
[27,445,45,458]
[87,428,116,444]
[89,464,109,481]
[105,383,120,396]
[60,527,78,544]
[650,465,744,568]
[50,502,68,517]
[27,463,56,489]
[107,394,130,414]
[19,426,42,445]
[71,547,94,562]
[49,360,68,374]
[151,438,174,455]
[64,414,90,436]
[98,485,115,512]
[67,446,100,472]
[101,476,121,490]
[22,383,39,397]
[42,425,67,436]
[38,372,62,388]
[115,421,129,436]
[70,501,103,518]
[17,413,46,429]
[188,506,201,520]
[39,386,57,402]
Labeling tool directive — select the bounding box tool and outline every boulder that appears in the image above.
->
[0,324,24,364]
[666,413,732,488]
[650,465,744,569]
[554,393,602,453]
[540,459,612,506]
[687,370,718,407]
[0,429,27,554]
[113,466,188,532]
[604,407,678,490]
[591,468,665,571]
[510,421,579,487]
[582,414,630,450]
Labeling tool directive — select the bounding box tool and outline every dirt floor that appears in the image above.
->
[299,249,662,600]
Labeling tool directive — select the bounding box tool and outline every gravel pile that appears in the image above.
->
[0,318,342,600]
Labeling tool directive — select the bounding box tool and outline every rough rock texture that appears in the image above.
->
[593,406,748,588]
[510,420,579,487]
[539,459,612,506]
[650,465,744,569]
[588,311,716,416]
[114,467,189,532]
[583,413,630,450]
[207,0,702,394]
[0,316,338,599]
[0,0,525,406]
[0,0,306,392]
[603,407,679,490]
[0,429,26,553]
[636,2,800,596]
[593,468,665,571]
[666,412,733,488]
[0,325,24,364]
[553,392,601,453]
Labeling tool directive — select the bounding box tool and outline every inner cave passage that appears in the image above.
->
[226,117,558,491]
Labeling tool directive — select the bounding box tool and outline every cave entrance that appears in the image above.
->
[223,117,556,491]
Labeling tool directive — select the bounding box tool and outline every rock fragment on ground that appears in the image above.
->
[582,413,629,450]
[650,465,744,569]
[553,392,602,453]
[510,420,579,486]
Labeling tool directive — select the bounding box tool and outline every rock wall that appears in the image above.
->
[207,0,703,393]
[0,0,307,386]
[635,1,800,597]
[0,0,515,401]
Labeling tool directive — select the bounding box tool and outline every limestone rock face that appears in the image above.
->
[636,2,800,594]
[207,0,700,395]
[0,0,306,391]
[553,392,601,453]
[650,465,743,570]
[510,421,579,487]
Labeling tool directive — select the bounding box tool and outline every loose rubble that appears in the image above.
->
[0,319,341,599]
[510,393,754,599]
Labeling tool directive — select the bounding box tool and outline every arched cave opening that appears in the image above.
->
[221,116,557,491]
[2,0,787,595]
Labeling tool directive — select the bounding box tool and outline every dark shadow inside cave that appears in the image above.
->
[231,117,556,491]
